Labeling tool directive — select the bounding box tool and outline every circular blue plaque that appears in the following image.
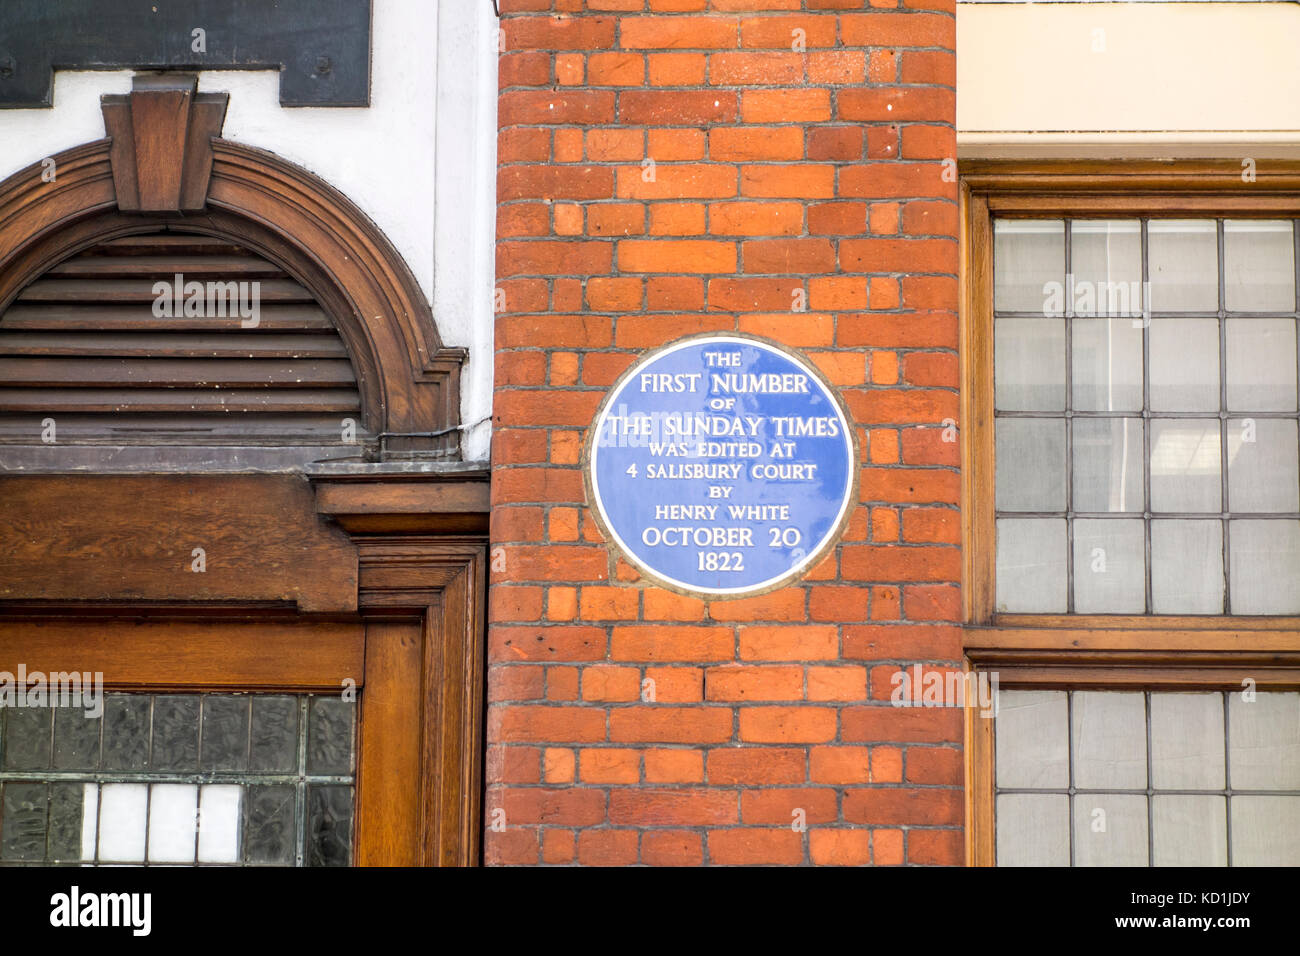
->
[587,334,856,597]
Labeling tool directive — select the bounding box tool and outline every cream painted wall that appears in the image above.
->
[0,0,497,461]
[957,2,1300,158]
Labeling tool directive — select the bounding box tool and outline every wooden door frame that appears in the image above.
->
[0,473,489,866]
[0,74,490,866]
[958,159,1300,865]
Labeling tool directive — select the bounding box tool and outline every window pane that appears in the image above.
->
[1150,419,1222,513]
[1149,317,1219,411]
[1228,691,1300,789]
[996,518,1066,612]
[1152,795,1227,866]
[995,219,1064,313]
[996,418,1065,511]
[996,794,1069,866]
[1229,520,1300,614]
[1149,219,1218,312]
[1224,220,1295,312]
[1231,797,1300,866]
[996,690,1069,789]
[1073,418,1143,513]
[1072,691,1147,789]
[995,318,1065,411]
[1070,219,1143,317]
[1073,518,1145,612]
[98,783,148,863]
[197,785,242,863]
[147,784,198,863]
[1150,693,1225,790]
[1073,794,1148,866]
[1150,519,1224,613]
[1226,418,1299,513]
[1072,318,1143,411]
[1226,318,1297,412]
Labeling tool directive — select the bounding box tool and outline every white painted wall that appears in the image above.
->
[0,0,496,462]
[957,2,1300,159]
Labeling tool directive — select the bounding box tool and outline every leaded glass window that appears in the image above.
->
[993,218,1300,613]
[0,693,355,866]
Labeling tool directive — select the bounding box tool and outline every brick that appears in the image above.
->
[611,625,734,661]
[619,240,737,273]
[546,665,580,700]
[644,748,705,783]
[578,829,640,866]
[742,238,836,274]
[707,746,805,785]
[708,828,802,865]
[738,625,838,661]
[649,203,707,235]
[543,747,575,782]
[587,128,644,161]
[499,90,616,127]
[742,89,830,123]
[807,665,868,701]
[620,90,738,125]
[643,588,708,620]
[908,828,963,865]
[840,705,961,743]
[643,830,704,866]
[490,625,607,661]
[588,204,646,238]
[643,666,705,702]
[621,16,738,49]
[741,164,835,198]
[503,16,618,51]
[738,313,833,348]
[580,748,641,783]
[741,787,837,824]
[706,665,804,701]
[907,746,962,785]
[647,128,707,160]
[740,16,837,49]
[500,786,607,825]
[649,52,708,85]
[583,665,642,702]
[739,706,837,743]
[709,126,804,162]
[492,704,608,743]
[588,52,645,86]
[842,788,962,827]
[609,706,733,743]
[485,828,540,865]
[647,276,705,310]
[609,788,737,825]
[809,201,867,235]
[839,13,952,48]
[810,745,872,784]
[708,589,806,621]
[541,828,573,864]
[616,163,737,199]
[710,52,804,86]
[810,829,873,866]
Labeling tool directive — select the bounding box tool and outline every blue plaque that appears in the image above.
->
[587,334,857,597]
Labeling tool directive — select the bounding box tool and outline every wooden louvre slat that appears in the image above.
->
[0,230,365,442]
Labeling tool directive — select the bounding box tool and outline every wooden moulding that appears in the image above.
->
[958,159,1300,866]
[0,86,467,456]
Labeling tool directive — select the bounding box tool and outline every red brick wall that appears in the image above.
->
[490,0,960,866]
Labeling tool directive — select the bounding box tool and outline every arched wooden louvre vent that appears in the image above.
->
[0,230,368,459]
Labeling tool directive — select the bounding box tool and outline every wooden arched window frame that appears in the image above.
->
[0,75,486,866]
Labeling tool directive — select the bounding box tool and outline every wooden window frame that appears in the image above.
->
[959,160,1300,865]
